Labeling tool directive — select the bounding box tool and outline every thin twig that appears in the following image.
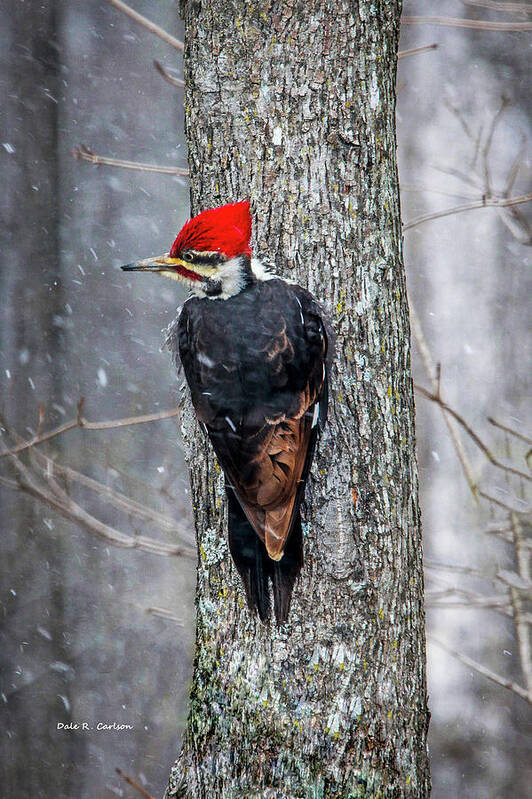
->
[0,473,19,489]
[415,384,532,483]
[426,588,511,608]
[397,43,438,59]
[146,606,184,624]
[400,183,478,201]
[1,440,195,560]
[105,0,184,51]
[509,513,532,695]
[81,407,181,430]
[30,447,192,544]
[425,559,490,578]
[471,124,484,172]
[1,405,180,459]
[73,146,189,176]
[116,768,157,799]
[486,520,512,534]
[482,97,510,196]
[409,304,479,498]
[1,418,78,457]
[430,635,531,703]
[443,97,475,141]
[479,489,530,514]
[485,527,530,545]
[459,0,532,13]
[433,163,485,192]
[153,60,185,88]
[488,417,532,446]
[18,474,194,558]
[504,136,526,196]
[403,192,532,231]
[402,15,532,30]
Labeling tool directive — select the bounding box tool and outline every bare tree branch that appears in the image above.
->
[1,403,180,459]
[433,163,485,192]
[29,447,193,545]
[509,513,532,695]
[18,471,194,558]
[504,136,527,196]
[402,15,532,31]
[497,203,532,245]
[443,97,476,141]
[431,106,528,246]
[1,437,195,560]
[72,145,189,176]
[415,383,532,483]
[407,96,532,718]
[486,520,513,533]
[430,636,532,703]
[471,123,484,172]
[479,489,531,514]
[403,192,532,231]
[426,588,511,608]
[409,304,479,498]
[400,183,478,201]
[116,768,157,799]
[425,559,492,578]
[488,416,532,445]
[1,417,78,457]
[146,606,184,624]
[0,473,19,489]
[154,60,185,88]
[105,0,184,51]
[397,43,438,59]
[427,602,513,619]
[459,0,532,13]
[483,96,510,196]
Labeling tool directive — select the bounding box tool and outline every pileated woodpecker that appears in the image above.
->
[122,201,330,624]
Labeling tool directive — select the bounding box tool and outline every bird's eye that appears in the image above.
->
[182,252,194,263]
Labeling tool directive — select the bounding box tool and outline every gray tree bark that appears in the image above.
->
[166,1,430,797]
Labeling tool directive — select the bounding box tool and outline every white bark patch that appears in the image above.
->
[369,70,380,110]
[272,126,283,145]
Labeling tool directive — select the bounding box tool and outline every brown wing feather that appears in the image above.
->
[226,385,319,560]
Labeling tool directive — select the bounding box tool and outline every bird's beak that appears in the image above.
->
[121,253,175,272]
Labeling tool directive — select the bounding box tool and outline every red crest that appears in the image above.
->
[169,201,252,258]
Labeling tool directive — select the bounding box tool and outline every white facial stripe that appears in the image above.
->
[216,257,246,298]
[188,256,247,300]
[190,264,219,277]
[159,269,200,288]
[164,255,288,300]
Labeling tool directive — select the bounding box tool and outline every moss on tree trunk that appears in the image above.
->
[165,1,430,797]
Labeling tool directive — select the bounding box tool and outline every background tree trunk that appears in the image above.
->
[166,1,430,796]
[0,6,79,796]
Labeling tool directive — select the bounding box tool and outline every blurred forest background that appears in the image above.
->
[1,1,530,798]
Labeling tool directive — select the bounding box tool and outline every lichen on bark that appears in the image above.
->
[165,1,430,797]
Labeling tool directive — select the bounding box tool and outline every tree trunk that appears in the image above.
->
[166,1,430,797]
[0,5,79,798]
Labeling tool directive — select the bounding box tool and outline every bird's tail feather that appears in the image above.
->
[227,488,302,625]
[272,513,302,625]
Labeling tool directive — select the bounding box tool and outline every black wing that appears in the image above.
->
[177,279,328,561]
